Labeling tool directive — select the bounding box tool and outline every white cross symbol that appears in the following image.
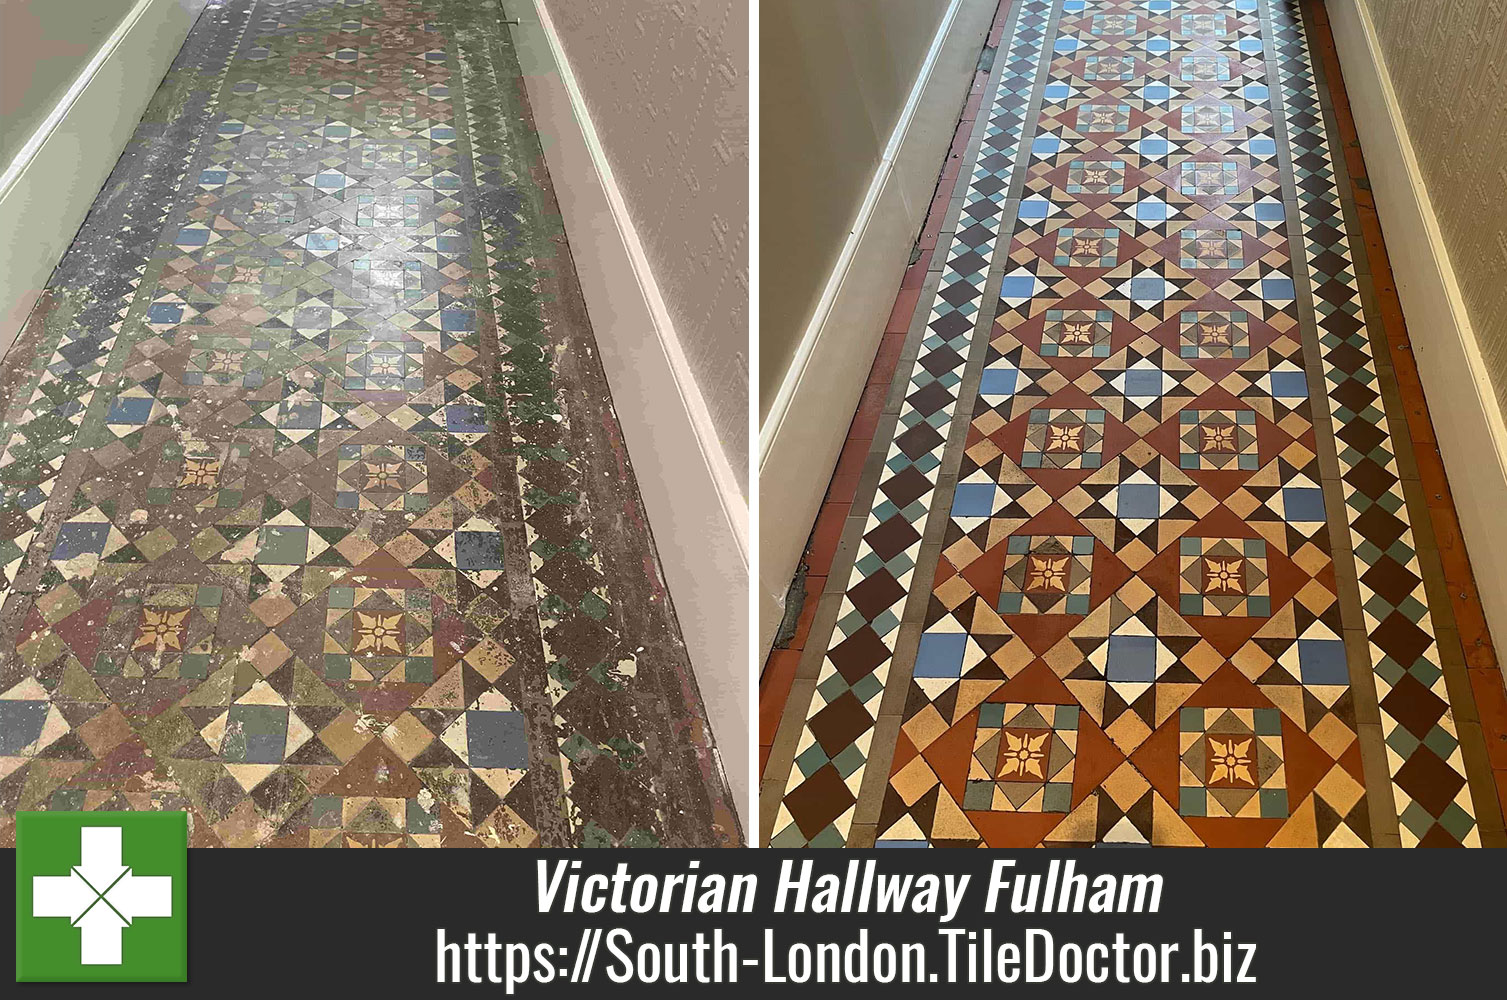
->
[32,827,173,965]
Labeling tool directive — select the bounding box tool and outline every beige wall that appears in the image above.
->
[1360,0,1507,425]
[538,0,748,494]
[759,0,953,417]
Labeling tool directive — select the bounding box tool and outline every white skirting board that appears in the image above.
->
[757,0,997,660]
[1328,1,1507,671]
[501,0,750,822]
[0,0,206,359]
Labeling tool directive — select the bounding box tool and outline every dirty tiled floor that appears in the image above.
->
[0,0,737,847]
[762,0,1507,847]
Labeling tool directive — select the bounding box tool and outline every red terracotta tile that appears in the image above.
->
[805,501,850,576]
[986,2,1008,45]
[826,436,869,505]
[870,332,907,380]
[790,576,825,651]
[760,649,802,746]
[885,288,922,335]
[1469,669,1507,770]
[901,254,932,287]
[962,85,986,122]
[848,382,887,440]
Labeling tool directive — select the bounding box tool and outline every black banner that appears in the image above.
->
[5,850,1500,992]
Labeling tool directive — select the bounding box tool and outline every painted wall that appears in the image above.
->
[0,0,134,169]
[1360,0,1507,427]
[0,0,205,360]
[759,0,953,418]
[538,0,749,495]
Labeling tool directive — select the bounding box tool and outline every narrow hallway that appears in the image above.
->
[0,0,738,847]
[762,0,1507,847]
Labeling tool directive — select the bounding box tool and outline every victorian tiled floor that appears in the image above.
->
[762,0,1507,847]
[0,0,738,847]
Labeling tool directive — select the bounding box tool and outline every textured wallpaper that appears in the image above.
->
[539,0,748,494]
[1361,0,1507,421]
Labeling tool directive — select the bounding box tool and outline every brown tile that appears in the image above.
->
[760,650,802,746]
[1469,669,1507,771]
[849,382,888,439]
[805,502,850,576]
[789,577,825,650]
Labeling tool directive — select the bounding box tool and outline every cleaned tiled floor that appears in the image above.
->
[0,0,738,847]
[762,0,1507,847]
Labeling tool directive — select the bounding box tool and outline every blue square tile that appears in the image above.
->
[1105,635,1158,682]
[454,530,503,570]
[999,275,1037,299]
[467,710,528,768]
[107,396,154,424]
[1282,487,1325,522]
[979,367,1018,397]
[914,632,967,679]
[0,700,49,754]
[1269,371,1307,397]
[1297,639,1348,685]
[1261,277,1294,300]
[445,404,487,433]
[147,302,183,324]
[1018,198,1050,220]
[51,522,110,560]
[278,400,322,428]
[1123,370,1163,396]
[950,483,995,517]
[1117,483,1162,519]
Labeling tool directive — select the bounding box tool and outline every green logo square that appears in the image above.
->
[15,812,187,982]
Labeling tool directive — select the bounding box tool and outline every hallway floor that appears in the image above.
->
[0,0,737,847]
[763,0,1507,847]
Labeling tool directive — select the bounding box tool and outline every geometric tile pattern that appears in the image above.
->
[768,0,1055,848]
[0,0,735,847]
[765,0,1499,848]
